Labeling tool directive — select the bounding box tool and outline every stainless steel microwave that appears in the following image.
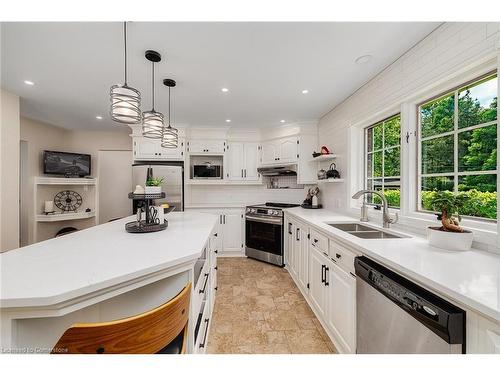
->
[192,164,222,179]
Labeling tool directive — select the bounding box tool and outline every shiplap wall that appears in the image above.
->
[319,22,500,210]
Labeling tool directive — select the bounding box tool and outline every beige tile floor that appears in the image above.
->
[207,257,337,354]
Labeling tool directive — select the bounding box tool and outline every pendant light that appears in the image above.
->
[161,79,179,148]
[142,50,164,139]
[110,22,141,124]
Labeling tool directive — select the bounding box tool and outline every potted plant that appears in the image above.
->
[426,191,473,251]
[145,177,164,194]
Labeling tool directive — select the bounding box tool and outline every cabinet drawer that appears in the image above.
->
[193,261,210,316]
[310,228,328,254]
[194,299,211,353]
[329,239,356,275]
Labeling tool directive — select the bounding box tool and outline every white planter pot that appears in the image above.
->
[427,227,473,251]
[145,186,162,195]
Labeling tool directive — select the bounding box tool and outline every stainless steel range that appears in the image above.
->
[245,202,300,266]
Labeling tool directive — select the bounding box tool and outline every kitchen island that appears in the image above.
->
[0,211,218,353]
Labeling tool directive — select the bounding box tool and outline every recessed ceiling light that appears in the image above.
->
[221,88,229,93]
[301,89,309,94]
[280,120,286,123]
[96,116,103,120]
[355,54,373,64]
[24,80,34,86]
[225,119,231,123]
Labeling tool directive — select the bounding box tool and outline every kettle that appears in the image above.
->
[317,168,327,180]
[326,163,340,179]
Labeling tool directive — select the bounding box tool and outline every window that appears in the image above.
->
[365,114,401,208]
[418,73,498,220]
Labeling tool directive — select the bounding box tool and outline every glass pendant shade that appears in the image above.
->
[142,50,164,139]
[110,84,141,124]
[110,22,141,125]
[161,126,178,148]
[142,110,165,139]
[161,78,179,148]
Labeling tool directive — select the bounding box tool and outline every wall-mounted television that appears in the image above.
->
[43,150,91,177]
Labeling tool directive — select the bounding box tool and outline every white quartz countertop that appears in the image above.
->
[285,207,500,323]
[0,212,217,309]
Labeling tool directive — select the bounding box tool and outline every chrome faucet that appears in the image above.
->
[352,190,398,228]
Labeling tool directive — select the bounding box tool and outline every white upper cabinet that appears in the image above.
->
[279,137,299,163]
[188,139,226,154]
[133,137,185,161]
[260,136,299,165]
[227,142,260,181]
[243,143,260,180]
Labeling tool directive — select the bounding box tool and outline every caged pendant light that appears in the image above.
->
[110,22,141,124]
[161,79,179,148]
[142,50,165,139]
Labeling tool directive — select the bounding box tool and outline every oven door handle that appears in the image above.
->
[245,215,282,225]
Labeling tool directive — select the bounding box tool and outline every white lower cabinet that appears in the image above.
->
[286,218,308,293]
[194,208,244,256]
[308,248,327,317]
[285,213,357,353]
[325,260,356,353]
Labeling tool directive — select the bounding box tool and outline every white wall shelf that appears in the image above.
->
[316,178,344,184]
[309,154,339,162]
[36,211,96,222]
[35,177,97,186]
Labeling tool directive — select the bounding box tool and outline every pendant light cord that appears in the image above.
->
[123,21,128,85]
[168,87,171,127]
[151,62,155,110]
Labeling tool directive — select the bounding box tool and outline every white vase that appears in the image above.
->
[145,186,161,194]
[427,227,473,251]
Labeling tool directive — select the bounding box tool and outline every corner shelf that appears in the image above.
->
[309,154,339,162]
[36,211,96,222]
[35,177,97,186]
[316,178,344,184]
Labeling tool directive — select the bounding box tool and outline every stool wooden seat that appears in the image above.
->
[52,283,191,354]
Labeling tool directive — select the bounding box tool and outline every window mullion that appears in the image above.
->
[454,90,459,194]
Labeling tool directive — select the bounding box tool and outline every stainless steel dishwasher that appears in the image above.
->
[355,256,465,354]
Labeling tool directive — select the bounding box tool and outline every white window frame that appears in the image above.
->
[364,114,402,208]
[348,54,500,252]
[417,73,498,219]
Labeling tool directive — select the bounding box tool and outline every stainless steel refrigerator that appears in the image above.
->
[132,163,184,212]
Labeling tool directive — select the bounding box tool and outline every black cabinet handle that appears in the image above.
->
[288,222,292,235]
[296,227,300,241]
[214,233,218,237]
[199,318,210,348]
[223,214,226,224]
[214,266,218,270]
[321,265,325,284]
[335,253,341,259]
[199,273,209,294]
[219,215,222,224]
[244,169,247,178]
[215,249,218,254]
[325,267,329,286]
[241,169,243,178]
[313,238,318,243]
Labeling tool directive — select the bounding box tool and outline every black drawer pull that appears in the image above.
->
[313,238,318,243]
[335,253,341,259]
[296,227,300,241]
[325,267,329,286]
[321,264,325,284]
[199,273,209,294]
[199,318,210,348]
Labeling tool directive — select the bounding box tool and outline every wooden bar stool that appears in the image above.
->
[52,283,191,354]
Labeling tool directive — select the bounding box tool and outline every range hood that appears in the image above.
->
[257,164,297,176]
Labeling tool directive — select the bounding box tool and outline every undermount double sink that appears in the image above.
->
[326,222,409,239]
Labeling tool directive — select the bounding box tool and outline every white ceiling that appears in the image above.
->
[1,22,440,131]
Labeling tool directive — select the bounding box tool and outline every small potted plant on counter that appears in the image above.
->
[426,191,473,251]
[145,177,164,195]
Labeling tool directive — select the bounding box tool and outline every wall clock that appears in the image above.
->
[54,190,83,212]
